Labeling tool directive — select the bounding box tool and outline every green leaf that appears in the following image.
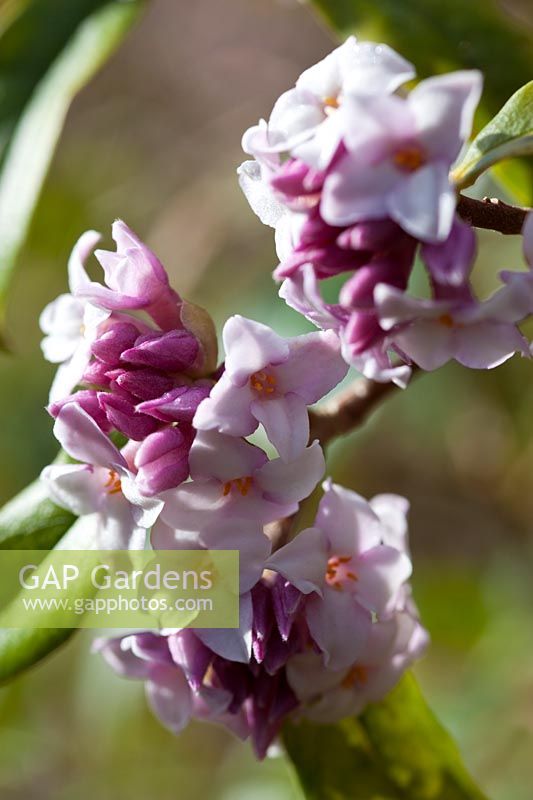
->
[0,478,76,550]
[452,81,533,193]
[283,673,488,800]
[0,449,76,550]
[307,0,533,202]
[0,0,146,325]
[0,626,75,684]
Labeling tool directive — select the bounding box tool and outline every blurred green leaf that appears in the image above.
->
[0,626,75,684]
[308,0,533,202]
[452,81,533,193]
[0,478,75,550]
[0,0,146,326]
[0,448,75,549]
[283,673,488,799]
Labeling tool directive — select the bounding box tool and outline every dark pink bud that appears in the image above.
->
[121,330,199,372]
[343,312,383,354]
[48,390,112,432]
[136,384,211,423]
[134,426,194,495]
[98,393,159,441]
[91,322,140,365]
[422,216,476,288]
[81,359,112,388]
[271,576,302,642]
[270,158,324,200]
[110,369,175,401]
[337,219,404,252]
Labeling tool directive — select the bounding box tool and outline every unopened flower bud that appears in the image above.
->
[91,322,139,365]
[134,426,195,495]
[98,393,159,440]
[48,390,112,432]
[110,368,175,401]
[121,330,199,372]
[136,384,212,423]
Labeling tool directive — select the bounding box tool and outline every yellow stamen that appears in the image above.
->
[250,370,277,395]
[341,664,368,689]
[104,469,122,495]
[438,313,454,328]
[325,554,357,590]
[222,476,253,497]
[393,145,426,173]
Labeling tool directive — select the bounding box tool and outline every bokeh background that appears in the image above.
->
[0,1,532,798]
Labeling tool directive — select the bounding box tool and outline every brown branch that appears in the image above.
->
[456,195,528,235]
[308,375,403,448]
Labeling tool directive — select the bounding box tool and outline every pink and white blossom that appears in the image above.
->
[193,316,347,460]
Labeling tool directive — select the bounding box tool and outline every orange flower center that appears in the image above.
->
[393,145,426,173]
[222,476,253,497]
[341,664,368,689]
[438,313,455,328]
[325,555,358,591]
[104,469,122,495]
[250,370,277,395]
[323,95,340,109]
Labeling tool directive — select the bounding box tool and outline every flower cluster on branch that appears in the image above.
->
[36,35,532,759]
[240,37,533,386]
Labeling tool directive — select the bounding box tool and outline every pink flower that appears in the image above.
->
[320,71,482,241]
[194,316,347,461]
[160,430,325,529]
[267,481,412,669]
[69,221,182,329]
[375,279,530,370]
[41,403,162,548]
[286,610,428,722]
[243,37,414,165]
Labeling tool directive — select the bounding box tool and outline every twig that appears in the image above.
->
[308,376,403,448]
[456,195,528,235]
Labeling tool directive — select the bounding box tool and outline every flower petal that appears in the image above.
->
[355,545,412,616]
[53,403,125,468]
[195,591,253,663]
[316,480,381,556]
[223,315,290,386]
[387,161,456,242]
[251,393,309,462]
[257,441,324,504]
[40,463,101,516]
[267,526,327,594]
[275,330,348,403]
[306,589,372,670]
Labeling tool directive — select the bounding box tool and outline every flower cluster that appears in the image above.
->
[39,218,427,756]
[96,482,426,758]
[240,37,533,386]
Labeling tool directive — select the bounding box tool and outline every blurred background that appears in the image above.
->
[0,1,532,798]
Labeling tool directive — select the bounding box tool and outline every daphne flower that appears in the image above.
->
[320,71,483,241]
[243,38,414,163]
[41,403,162,548]
[69,221,182,329]
[375,280,530,370]
[94,633,237,736]
[287,610,428,722]
[194,316,347,461]
[160,430,325,529]
[267,482,412,669]
[40,233,111,403]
